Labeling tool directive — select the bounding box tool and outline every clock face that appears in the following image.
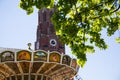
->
[50,39,57,46]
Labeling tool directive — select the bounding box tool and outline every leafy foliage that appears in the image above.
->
[19,0,120,67]
[116,37,120,43]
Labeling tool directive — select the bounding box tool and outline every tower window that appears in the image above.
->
[50,24,55,33]
[50,11,53,17]
[43,11,46,22]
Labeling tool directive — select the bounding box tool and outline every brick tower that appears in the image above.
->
[35,8,65,54]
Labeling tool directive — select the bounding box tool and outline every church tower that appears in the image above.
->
[35,8,65,54]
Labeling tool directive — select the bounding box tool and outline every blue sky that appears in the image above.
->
[0,1,120,80]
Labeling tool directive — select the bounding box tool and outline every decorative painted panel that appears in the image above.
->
[71,59,77,69]
[34,51,47,61]
[17,50,31,61]
[49,52,61,63]
[62,55,71,66]
[1,51,14,62]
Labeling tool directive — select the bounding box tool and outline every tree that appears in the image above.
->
[19,0,120,67]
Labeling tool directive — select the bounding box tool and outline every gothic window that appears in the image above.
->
[50,24,55,33]
[43,11,46,22]
[50,11,53,17]
[41,27,47,34]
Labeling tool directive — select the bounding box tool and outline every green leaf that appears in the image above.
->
[116,37,120,43]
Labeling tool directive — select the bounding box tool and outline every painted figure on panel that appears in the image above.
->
[71,59,77,69]
[17,51,31,61]
[34,51,47,61]
[62,55,71,66]
[1,51,14,62]
[49,53,61,63]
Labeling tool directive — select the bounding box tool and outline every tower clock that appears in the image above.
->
[35,8,65,54]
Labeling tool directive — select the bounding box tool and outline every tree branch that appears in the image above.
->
[111,4,120,13]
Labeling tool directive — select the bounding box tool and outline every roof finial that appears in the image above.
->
[27,43,32,50]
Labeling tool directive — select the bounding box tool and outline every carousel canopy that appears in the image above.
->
[0,47,79,80]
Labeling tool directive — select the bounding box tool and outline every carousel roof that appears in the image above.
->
[0,47,80,80]
[0,47,21,53]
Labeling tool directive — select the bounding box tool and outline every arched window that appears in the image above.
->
[50,24,55,33]
[43,11,46,22]
[50,11,53,17]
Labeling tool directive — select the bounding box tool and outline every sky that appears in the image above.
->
[0,1,120,80]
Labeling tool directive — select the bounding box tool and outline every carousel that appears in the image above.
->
[0,8,80,80]
[0,47,79,80]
